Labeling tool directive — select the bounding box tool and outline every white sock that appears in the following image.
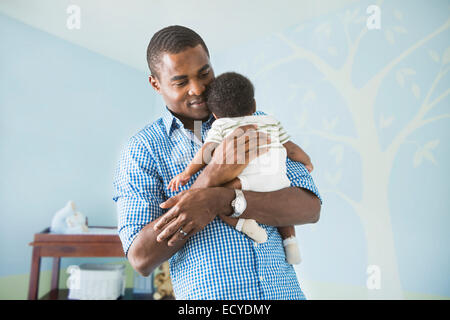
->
[236,218,245,232]
[238,219,268,243]
[283,236,302,265]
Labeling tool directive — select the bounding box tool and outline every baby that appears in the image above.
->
[168,72,313,265]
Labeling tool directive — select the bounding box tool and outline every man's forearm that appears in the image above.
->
[238,187,321,226]
[127,216,188,277]
[194,165,320,227]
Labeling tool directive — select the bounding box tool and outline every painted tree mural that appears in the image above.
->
[252,3,449,298]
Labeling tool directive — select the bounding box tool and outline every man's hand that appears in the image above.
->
[194,124,271,188]
[153,188,234,246]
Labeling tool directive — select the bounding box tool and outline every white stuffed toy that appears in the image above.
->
[50,201,89,234]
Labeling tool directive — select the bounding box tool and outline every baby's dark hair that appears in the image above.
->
[205,72,255,118]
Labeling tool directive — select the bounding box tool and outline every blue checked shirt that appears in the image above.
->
[113,108,322,300]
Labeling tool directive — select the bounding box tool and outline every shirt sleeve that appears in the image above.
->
[277,121,290,144]
[285,155,322,204]
[204,122,224,144]
[112,136,165,255]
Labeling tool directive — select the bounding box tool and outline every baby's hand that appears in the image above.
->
[168,172,192,192]
[305,162,314,173]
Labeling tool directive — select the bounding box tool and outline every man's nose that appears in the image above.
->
[188,80,205,96]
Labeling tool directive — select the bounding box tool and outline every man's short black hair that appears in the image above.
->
[147,25,209,78]
[206,72,255,118]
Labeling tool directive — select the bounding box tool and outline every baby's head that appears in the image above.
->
[205,72,256,119]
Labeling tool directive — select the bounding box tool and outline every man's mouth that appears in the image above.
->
[189,99,206,107]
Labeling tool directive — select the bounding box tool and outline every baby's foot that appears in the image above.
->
[283,236,302,264]
[238,219,268,243]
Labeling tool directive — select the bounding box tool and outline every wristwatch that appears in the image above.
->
[230,189,247,218]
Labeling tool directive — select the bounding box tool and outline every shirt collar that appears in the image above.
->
[162,107,179,136]
[162,107,215,136]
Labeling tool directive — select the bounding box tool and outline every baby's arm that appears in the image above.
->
[168,142,219,191]
[283,141,314,172]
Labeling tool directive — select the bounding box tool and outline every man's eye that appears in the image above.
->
[200,71,210,78]
[175,81,187,87]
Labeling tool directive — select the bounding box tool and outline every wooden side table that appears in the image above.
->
[28,227,130,300]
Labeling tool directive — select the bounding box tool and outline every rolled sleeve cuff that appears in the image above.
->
[290,174,322,204]
[115,196,163,256]
[118,224,141,256]
[286,159,322,204]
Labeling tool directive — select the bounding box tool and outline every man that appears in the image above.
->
[113,25,321,299]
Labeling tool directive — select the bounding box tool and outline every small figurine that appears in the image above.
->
[50,200,88,234]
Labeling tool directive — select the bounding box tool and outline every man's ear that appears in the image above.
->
[149,75,161,93]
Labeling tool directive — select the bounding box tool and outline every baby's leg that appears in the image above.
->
[278,225,296,239]
[278,226,302,265]
[219,214,238,228]
[220,214,268,244]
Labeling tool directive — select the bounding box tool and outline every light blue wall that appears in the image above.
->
[0,12,162,275]
[1,0,449,299]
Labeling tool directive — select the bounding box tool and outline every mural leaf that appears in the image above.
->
[315,22,332,38]
[411,83,421,99]
[396,71,405,87]
[297,108,308,129]
[330,145,344,165]
[385,29,395,44]
[393,26,407,34]
[394,10,403,20]
[301,90,316,104]
[429,50,440,63]
[413,148,423,168]
[424,139,439,150]
[413,140,440,168]
[423,150,437,165]
[323,117,339,131]
[402,68,416,76]
[396,68,415,87]
[325,169,342,186]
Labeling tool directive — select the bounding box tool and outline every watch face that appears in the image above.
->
[235,198,244,213]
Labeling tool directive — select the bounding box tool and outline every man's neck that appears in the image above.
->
[169,110,211,132]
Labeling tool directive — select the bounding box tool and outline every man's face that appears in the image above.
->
[150,45,215,128]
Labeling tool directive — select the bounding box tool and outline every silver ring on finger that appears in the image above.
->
[179,228,188,237]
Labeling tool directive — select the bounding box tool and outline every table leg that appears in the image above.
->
[51,257,60,292]
[28,247,41,300]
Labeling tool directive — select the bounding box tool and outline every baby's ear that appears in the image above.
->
[252,99,257,113]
